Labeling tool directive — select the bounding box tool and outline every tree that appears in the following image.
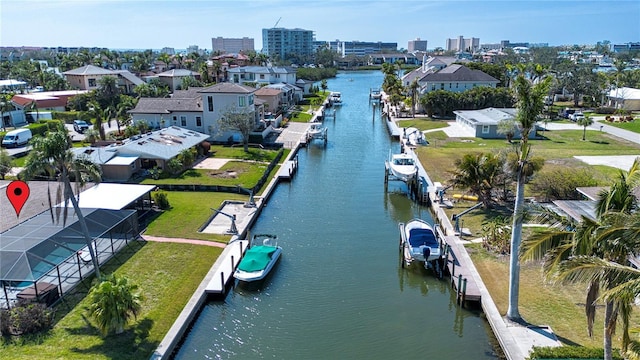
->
[497,118,517,143]
[407,79,419,117]
[449,152,503,208]
[88,273,143,335]
[577,114,594,141]
[218,106,257,152]
[0,148,14,179]
[20,124,103,278]
[320,79,328,93]
[506,74,552,321]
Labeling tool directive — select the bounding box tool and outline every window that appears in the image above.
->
[456,83,459,89]
[239,96,246,107]
[449,83,452,89]
[180,116,186,126]
[260,74,265,79]
[482,125,490,134]
[196,116,202,127]
[248,95,254,105]
[208,96,213,111]
[88,78,96,87]
[431,84,436,91]
[440,83,445,90]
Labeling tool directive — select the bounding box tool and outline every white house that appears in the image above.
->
[129,83,262,143]
[607,87,640,111]
[227,66,297,86]
[157,69,201,92]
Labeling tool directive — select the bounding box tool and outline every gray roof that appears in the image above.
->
[72,146,118,165]
[402,67,435,83]
[63,65,115,76]
[115,126,208,161]
[113,70,144,85]
[454,108,517,126]
[128,97,202,114]
[198,83,256,94]
[172,87,207,99]
[158,69,200,77]
[422,64,499,83]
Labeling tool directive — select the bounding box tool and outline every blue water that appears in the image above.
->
[173,71,498,359]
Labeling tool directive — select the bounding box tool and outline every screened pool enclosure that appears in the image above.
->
[0,208,141,308]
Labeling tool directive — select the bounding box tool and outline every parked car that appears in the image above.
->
[569,112,584,122]
[73,120,90,133]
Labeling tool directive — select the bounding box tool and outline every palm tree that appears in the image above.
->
[577,115,594,141]
[596,158,640,217]
[20,124,103,279]
[506,74,552,321]
[449,152,503,208]
[408,79,419,118]
[88,273,143,335]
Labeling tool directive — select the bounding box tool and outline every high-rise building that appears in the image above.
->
[262,28,314,59]
[445,36,480,52]
[211,37,255,54]
[408,38,428,52]
[326,40,397,57]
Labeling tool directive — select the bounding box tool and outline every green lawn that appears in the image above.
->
[397,118,450,131]
[604,119,640,134]
[209,146,283,162]
[419,127,640,349]
[142,161,269,188]
[144,191,246,242]
[0,241,222,360]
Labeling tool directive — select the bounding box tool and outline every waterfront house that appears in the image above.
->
[227,66,297,86]
[453,107,537,139]
[130,83,263,143]
[419,64,499,95]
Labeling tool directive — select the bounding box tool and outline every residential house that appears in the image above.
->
[254,87,282,115]
[63,65,143,94]
[129,83,262,143]
[157,69,201,92]
[263,83,301,110]
[401,56,463,88]
[453,108,537,139]
[73,126,209,180]
[11,90,89,112]
[295,79,315,94]
[607,87,640,111]
[227,66,297,86]
[419,64,499,94]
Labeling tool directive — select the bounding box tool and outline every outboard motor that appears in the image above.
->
[422,247,431,261]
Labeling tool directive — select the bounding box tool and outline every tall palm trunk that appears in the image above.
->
[62,168,101,279]
[507,166,526,321]
[604,301,614,360]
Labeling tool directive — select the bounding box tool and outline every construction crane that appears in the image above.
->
[273,17,282,28]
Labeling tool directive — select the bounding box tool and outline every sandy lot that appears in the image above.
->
[574,155,640,171]
[193,158,230,170]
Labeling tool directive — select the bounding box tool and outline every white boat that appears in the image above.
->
[387,151,418,182]
[306,122,327,139]
[234,234,282,283]
[400,218,443,273]
[404,127,427,146]
[329,92,343,106]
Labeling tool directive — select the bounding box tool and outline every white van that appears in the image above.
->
[2,128,32,148]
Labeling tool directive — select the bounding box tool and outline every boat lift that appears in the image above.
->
[210,208,238,234]
[451,202,483,235]
[237,186,256,207]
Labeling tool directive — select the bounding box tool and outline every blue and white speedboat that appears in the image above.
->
[234,234,282,283]
[399,218,443,274]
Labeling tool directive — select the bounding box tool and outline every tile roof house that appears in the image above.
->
[73,126,208,180]
[453,107,537,139]
[129,83,263,143]
[11,90,89,111]
[63,65,143,93]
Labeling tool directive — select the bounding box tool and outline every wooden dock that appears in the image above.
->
[204,240,248,295]
[442,233,481,305]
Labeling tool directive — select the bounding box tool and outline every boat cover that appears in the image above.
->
[238,246,277,272]
[408,228,438,248]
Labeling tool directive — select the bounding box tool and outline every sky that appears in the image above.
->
[1,0,639,51]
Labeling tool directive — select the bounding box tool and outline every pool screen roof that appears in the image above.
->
[0,208,136,283]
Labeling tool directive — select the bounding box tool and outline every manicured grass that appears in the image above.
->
[142,161,269,188]
[605,119,640,134]
[0,241,222,360]
[144,191,246,242]
[420,127,640,348]
[209,146,282,162]
[397,118,450,131]
[289,111,313,123]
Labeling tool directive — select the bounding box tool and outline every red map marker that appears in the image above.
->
[7,180,30,218]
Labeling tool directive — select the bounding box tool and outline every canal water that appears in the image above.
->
[173,71,498,359]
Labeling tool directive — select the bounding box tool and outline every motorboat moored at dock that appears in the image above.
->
[234,234,282,283]
[386,151,418,182]
[329,91,343,106]
[399,218,444,276]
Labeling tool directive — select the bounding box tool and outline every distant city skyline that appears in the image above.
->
[1,0,639,52]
